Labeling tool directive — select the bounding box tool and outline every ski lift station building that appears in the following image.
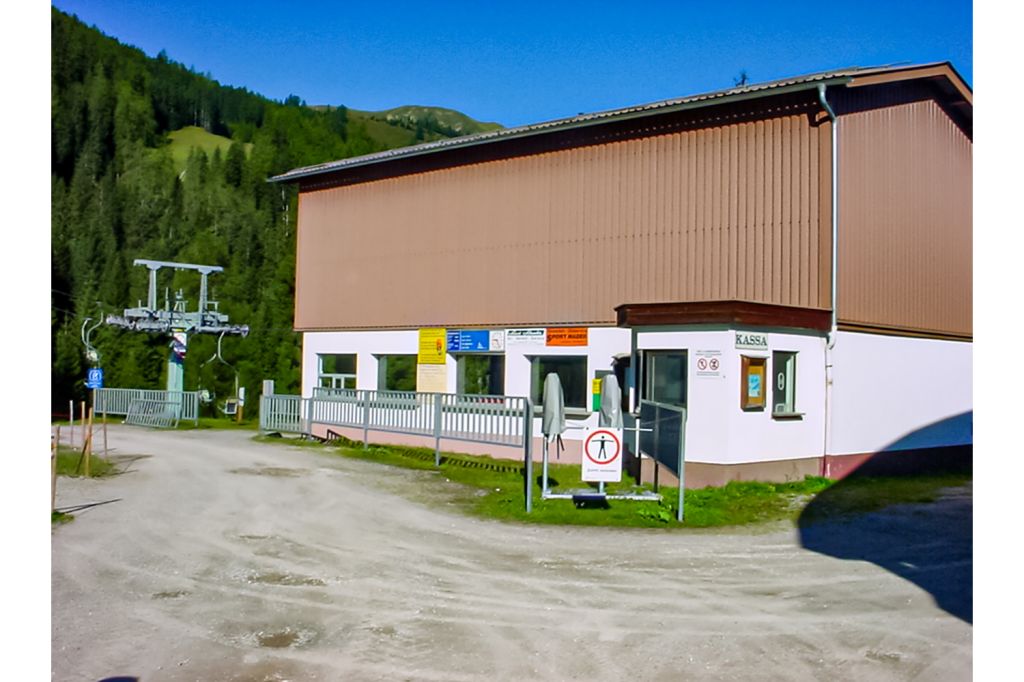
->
[272,63,972,486]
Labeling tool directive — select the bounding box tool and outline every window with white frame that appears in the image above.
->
[772,351,797,415]
[318,354,357,389]
[529,356,587,410]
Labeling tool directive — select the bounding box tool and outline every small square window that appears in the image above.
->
[457,355,505,396]
[772,351,797,416]
[377,354,417,392]
[530,356,587,409]
[641,350,687,408]
[317,354,357,391]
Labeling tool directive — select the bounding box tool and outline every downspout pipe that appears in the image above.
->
[818,83,839,349]
[817,84,838,477]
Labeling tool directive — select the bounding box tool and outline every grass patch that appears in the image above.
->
[259,436,969,528]
[799,473,971,524]
[165,126,252,171]
[177,416,259,431]
[55,445,116,478]
[264,436,834,528]
[52,511,73,525]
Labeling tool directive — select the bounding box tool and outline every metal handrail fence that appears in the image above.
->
[94,388,199,425]
[262,389,536,512]
[124,399,181,429]
[635,399,687,521]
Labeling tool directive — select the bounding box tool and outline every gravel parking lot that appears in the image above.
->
[51,426,971,681]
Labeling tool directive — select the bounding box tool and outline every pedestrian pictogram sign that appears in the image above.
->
[85,367,103,389]
[581,428,623,482]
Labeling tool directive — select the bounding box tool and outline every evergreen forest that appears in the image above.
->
[50,7,495,415]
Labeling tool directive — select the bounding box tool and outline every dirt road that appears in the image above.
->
[52,426,971,681]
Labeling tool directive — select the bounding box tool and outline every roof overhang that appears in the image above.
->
[272,62,972,187]
[615,300,832,332]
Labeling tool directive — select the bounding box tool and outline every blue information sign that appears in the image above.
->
[86,367,104,389]
[447,330,491,352]
[459,330,489,352]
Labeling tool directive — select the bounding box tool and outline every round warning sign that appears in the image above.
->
[581,428,624,482]
[584,429,621,464]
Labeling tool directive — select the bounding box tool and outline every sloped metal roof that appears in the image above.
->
[270,62,962,184]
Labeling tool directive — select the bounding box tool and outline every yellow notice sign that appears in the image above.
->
[418,328,447,364]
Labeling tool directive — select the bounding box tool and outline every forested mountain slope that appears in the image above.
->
[51,7,499,412]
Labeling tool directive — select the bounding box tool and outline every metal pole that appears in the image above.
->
[85,407,94,477]
[69,400,75,449]
[542,438,550,497]
[433,393,442,467]
[304,395,313,438]
[362,390,370,449]
[524,398,533,513]
[677,406,687,522]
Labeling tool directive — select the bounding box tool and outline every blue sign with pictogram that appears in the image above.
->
[86,367,104,389]
[447,330,491,352]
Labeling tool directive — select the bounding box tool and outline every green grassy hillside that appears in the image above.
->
[165,126,252,171]
[371,105,503,135]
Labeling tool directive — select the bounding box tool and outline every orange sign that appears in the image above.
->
[546,327,588,346]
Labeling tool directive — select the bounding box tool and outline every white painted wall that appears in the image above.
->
[302,330,421,396]
[301,327,633,435]
[636,328,826,465]
[300,327,972,464]
[829,332,973,455]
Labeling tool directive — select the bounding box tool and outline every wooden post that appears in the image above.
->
[52,427,59,513]
[80,400,86,450]
[69,400,75,449]
[103,406,108,457]
[84,407,94,478]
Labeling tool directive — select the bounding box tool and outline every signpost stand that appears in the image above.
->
[84,407,94,477]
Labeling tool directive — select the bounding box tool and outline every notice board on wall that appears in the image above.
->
[740,355,766,411]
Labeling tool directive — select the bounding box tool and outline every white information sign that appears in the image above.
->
[489,330,505,351]
[415,364,448,393]
[505,328,546,347]
[695,350,723,379]
[735,331,768,351]
[580,428,623,482]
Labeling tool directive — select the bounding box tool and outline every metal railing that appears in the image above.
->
[635,399,687,521]
[261,394,309,434]
[124,399,181,429]
[262,389,536,511]
[94,388,199,425]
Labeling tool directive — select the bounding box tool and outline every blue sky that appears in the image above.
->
[50,0,972,127]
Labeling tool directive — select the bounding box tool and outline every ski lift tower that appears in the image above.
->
[106,259,249,398]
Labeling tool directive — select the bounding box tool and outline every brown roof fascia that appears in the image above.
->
[615,300,831,331]
[848,63,972,106]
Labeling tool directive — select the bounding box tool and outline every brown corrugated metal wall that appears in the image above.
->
[295,113,829,330]
[838,98,972,337]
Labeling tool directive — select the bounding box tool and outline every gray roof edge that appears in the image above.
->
[270,62,961,184]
